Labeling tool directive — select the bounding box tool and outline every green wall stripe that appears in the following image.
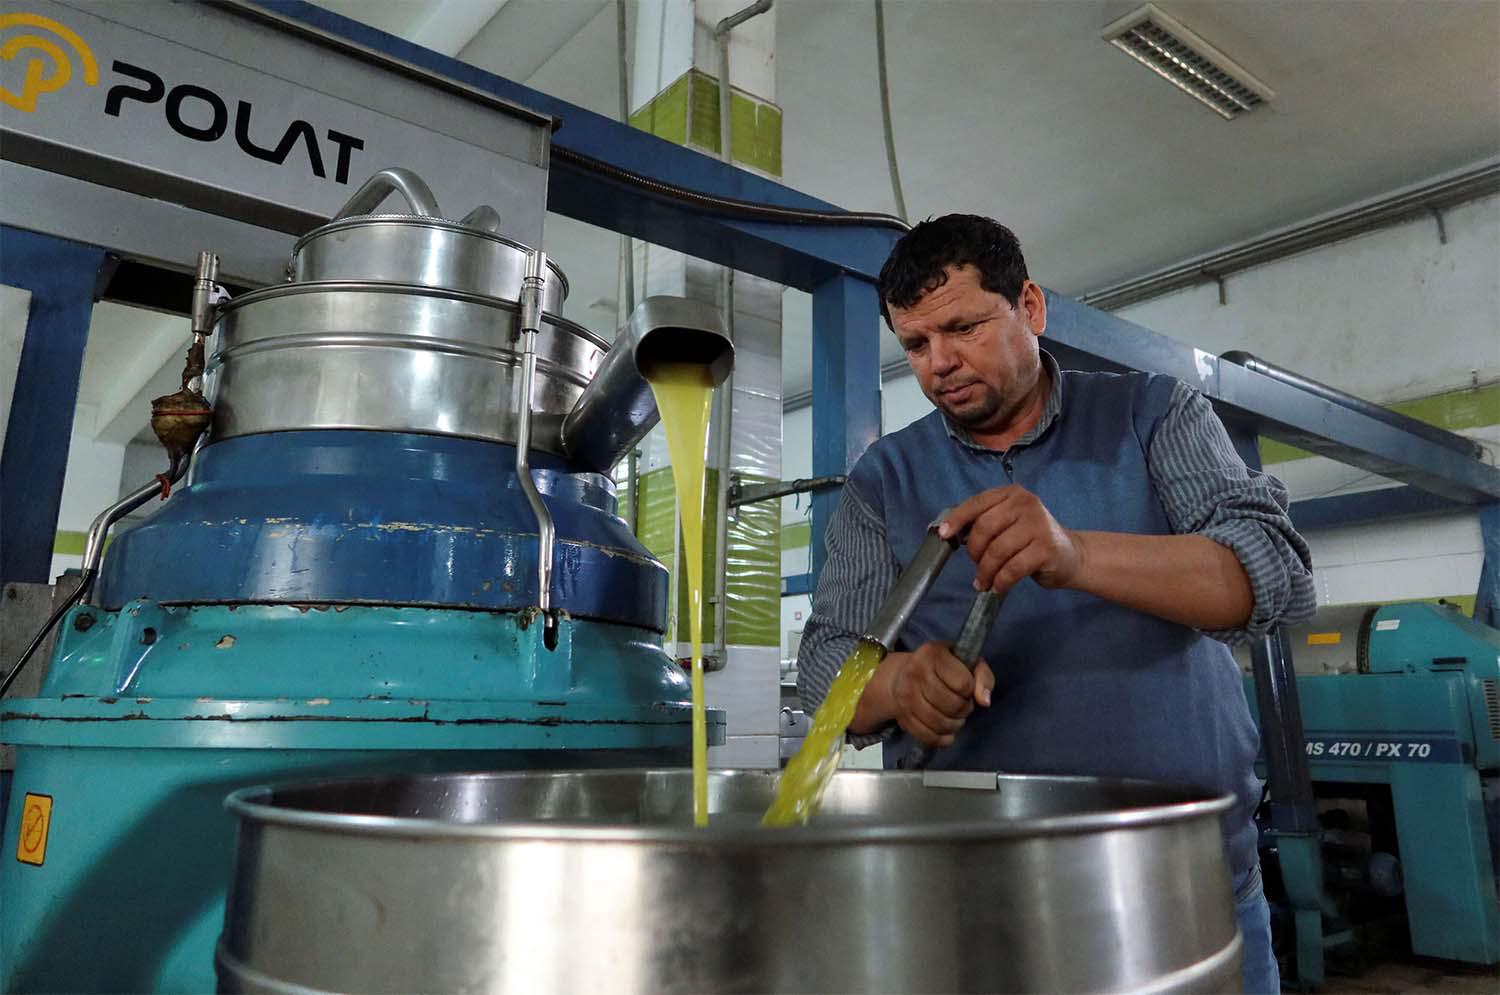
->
[627,73,689,146]
[53,530,86,555]
[781,520,811,551]
[634,465,781,646]
[631,70,783,177]
[1262,381,1499,465]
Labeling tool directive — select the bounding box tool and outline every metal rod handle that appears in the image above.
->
[951,589,1003,668]
[514,250,558,647]
[901,589,1004,771]
[458,204,502,233]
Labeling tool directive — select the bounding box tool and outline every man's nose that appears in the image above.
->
[928,337,960,374]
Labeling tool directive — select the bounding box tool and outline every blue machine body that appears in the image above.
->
[1244,603,1500,967]
[0,430,721,992]
[97,430,668,621]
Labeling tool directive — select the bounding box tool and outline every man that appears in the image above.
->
[797,214,1316,994]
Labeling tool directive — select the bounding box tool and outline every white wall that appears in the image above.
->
[1114,193,1500,407]
[0,285,31,450]
[48,404,126,580]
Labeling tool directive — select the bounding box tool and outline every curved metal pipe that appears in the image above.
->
[82,477,175,593]
[332,167,443,221]
[1220,351,1484,460]
[2,460,192,697]
[458,204,502,233]
[714,0,772,36]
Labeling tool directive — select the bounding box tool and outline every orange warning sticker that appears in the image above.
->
[16,793,53,866]
[1306,632,1342,646]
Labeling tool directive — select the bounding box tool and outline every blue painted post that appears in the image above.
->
[1226,415,1327,988]
[1477,503,1499,628]
[809,274,882,585]
[0,228,107,586]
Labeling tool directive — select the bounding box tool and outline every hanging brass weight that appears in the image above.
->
[149,252,220,498]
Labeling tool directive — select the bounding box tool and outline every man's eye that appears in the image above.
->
[954,323,973,334]
[903,340,926,354]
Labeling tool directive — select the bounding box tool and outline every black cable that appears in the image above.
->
[0,573,92,698]
[552,146,913,232]
[874,0,908,222]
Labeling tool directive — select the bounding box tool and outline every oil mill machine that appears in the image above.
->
[0,163,733,993]
[1245,602,1500,981]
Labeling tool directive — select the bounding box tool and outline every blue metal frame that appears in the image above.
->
[0,227,107,587]
[810,275,883,583]
[256,1,899,291]
[1288,485,1464,531]
[1477,503,1499,627]
[1043,293,1500,505]
[781,572,813,597]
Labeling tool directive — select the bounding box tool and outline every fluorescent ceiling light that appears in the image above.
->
[1103,3,1274,120]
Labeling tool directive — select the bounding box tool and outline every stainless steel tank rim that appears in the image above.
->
[1117,937,1243,995]
[211,332,594,390]
[291,215,572,299]
[211,934,1246,995]
[224,770,1233,847]
[217,281,607,351]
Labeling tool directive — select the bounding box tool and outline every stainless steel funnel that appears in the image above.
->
[561,296,734,473]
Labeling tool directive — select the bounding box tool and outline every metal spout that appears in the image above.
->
[862,512,961,651]
[560,296,734,474]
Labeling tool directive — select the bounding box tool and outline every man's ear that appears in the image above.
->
[1023,280,1047,336]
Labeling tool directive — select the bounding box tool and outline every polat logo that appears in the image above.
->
[0,11,97,113]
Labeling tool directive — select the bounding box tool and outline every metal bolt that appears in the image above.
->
[74,612,96,632]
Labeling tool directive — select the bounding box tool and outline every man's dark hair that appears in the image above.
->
[877,214,1029,324]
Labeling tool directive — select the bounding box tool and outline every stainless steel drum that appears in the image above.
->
[292,215,569,311]
[207,282,606,451]
[218,769,1242,995]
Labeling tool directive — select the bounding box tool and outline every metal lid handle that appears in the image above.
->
[331,167,442,221]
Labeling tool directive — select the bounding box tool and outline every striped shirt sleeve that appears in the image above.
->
[1149,381,1317,644]
[795,481,903,748]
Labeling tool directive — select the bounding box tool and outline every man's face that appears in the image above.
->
[887,265,1047,433]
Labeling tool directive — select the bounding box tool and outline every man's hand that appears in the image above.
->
[939,485,1084,593]
[886,641,995,749]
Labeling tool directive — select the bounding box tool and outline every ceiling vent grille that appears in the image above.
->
[1102,4,1273,120]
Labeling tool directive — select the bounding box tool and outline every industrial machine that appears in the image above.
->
[0,165,734,993]
[1245,602,1500,983]
[4,4,1499,995]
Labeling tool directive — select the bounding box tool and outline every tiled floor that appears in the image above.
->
[1314,959,1500,994]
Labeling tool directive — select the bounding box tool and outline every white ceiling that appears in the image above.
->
[83,0,1500,436]
[351,0,1499,396]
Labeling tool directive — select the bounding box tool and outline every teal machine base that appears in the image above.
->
[1245,603,1500,981]
[1,603,722,993]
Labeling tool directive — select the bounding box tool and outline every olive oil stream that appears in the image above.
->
[645,363,715,827]
[648,363,884,829]
[762,639,886,826]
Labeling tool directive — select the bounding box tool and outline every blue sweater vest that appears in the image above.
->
[848,370,1261,877]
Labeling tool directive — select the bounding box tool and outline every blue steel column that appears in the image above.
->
[1228,416,1326,987]
[1476,503,1499,628]
[0,227,107,586]
[809,274,883,585]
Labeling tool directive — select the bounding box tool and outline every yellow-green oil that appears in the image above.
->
[762,639,888,826]
[645,363,716,826]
